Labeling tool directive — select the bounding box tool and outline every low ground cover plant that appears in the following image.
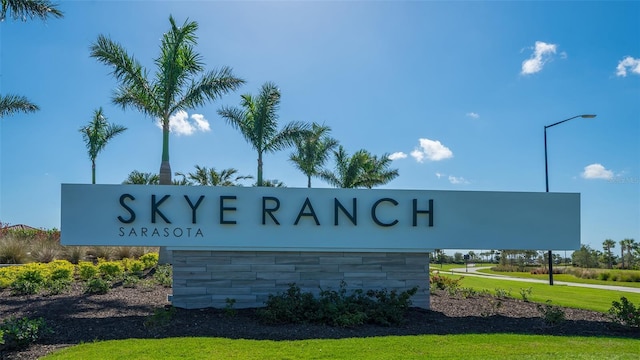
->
[0,316,50,351]
[257,282,418,327]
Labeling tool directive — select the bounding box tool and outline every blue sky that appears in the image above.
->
[1,1,638,253]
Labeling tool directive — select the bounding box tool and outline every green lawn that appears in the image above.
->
[440,273,640,312]
[476,268,640,289]
[43,335,640,360]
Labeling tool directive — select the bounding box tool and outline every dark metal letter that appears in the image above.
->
[294,197,320,225]
[184,195,204,224]
[371,198,399,227]
[412,199,434,227]
[262,196,280,225]
[220,195,237,225]
[151,195,171,224]
[117,194,136,224]
[334,198,357,226]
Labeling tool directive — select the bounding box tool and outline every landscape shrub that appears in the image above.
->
[62,246,86,264]
[77,261,99,281]
[122,258,145,276]
[10,264,48,295]
[0,236,29,264]
[608,296,640,328]
[87,246,113,261]
[97,260,124,281]
[122,275,139,288]
[0,266,21,289]
[519,287,533,302]
[257,282,417,327]
[429,272,462,291]
[153,264,172,287]
[84,278,110,294]
[29,240,61,263]
[494,287,512,298]
[537,300,566,325]
[140,253,159,269]
[47,260,74,282]
[0,317,50,351]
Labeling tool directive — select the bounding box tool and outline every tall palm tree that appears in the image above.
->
[620,239,630,269]
[602,239,616,269]
[320,146,399,189]
[1,0,62,21]
[79,108,127,184]
[624,238,636,269]
[0,94,39,118]
[289,122,338,188]
[178,165,253,186]
[218,82,309,186]
[90,15,244,185]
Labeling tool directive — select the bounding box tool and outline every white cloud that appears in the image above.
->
[435,172,443,179]
[521,41,558,75]
[448,175,470,185]
[616,56,640,77]
[388,152,407,160]
[466,112,479,119]
[156,110,211,136]
[581,163,613,180]
[410,138,453,163]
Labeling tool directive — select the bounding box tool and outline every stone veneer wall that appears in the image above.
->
[170,250,430,309]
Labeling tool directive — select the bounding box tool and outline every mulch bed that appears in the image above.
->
[1,284,637,359]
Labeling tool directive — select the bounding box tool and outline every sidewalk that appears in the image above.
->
[447,266,640,294]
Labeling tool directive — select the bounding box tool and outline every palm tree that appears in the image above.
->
[602,239,616,269]
[123,171,159,185]
[259,179,286,187]
[90,15,244,185]
[178,165,252,186]
[1,0,62,21]
[0,94,39,118]
[218,82,309,186]
[320,146,399,189]
[624,239,636,269]
[289,122,338,188]
[79,108,127,184]
[360,152,399,189]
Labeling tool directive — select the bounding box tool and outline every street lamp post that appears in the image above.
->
[544,114,596,285]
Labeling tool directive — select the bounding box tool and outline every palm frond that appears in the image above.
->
[1,0,63,21]
[0,94,39,118]
[172,67,244,114]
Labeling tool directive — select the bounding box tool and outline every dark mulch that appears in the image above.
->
[1,284,637,359]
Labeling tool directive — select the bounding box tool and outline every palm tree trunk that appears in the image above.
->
[158,121,172,265]
[307,175,311,188]
[91,160,96,184]
[257,152,263,186]
[159,122,172,185]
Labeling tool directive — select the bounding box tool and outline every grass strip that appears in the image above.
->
[43,334,640,360]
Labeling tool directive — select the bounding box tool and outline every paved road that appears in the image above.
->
[445,266,640,294]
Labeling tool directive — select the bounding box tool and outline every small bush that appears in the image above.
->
[78,261,99,281]
[0,266,21,289]
[597,272,611,281]
[537,300,566,325]
[0,316,50,351]
[62,246,86,264]
[48,260,74,282]
[257,282,417,327]
[153,264,172,287]
[430,272,462,291]
[88,246,113,261]
[122,258,145,276]
[144,307,176,329]
[519,287,533,302]
[10,264,47,295]
[608,296,640,328]
[84,278,110,294]
[138,279,156,292]
[0,236,29,264]
[139,253,159,269]
[97,260,124,281]
[29,240,61,263]
[494,288,512,298]
[122,275,139,288]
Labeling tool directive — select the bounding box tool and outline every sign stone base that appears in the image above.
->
[170,251,430,309]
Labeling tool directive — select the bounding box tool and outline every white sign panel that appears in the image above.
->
[61,184,580,252]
